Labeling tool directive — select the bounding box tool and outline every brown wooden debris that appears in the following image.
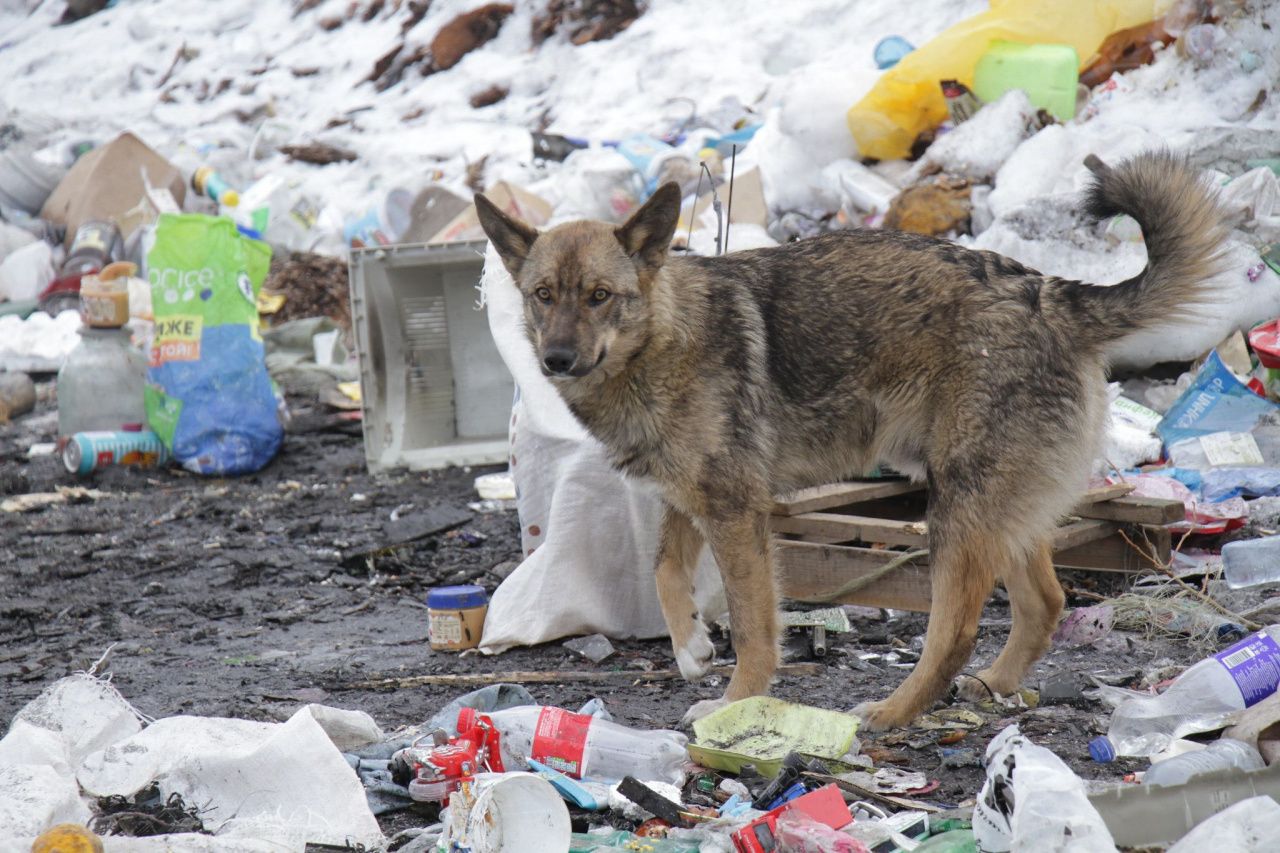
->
[280,142,358,165]
[469,84,509,108]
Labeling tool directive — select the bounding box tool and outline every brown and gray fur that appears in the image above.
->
[476,151,1227,729]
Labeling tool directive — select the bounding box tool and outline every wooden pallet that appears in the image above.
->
[771,479,1183,613]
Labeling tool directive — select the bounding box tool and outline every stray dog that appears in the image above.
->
[476,151,1226,729]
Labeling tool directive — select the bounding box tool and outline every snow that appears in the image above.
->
[0,0,984,228]
[0,0,1277,369]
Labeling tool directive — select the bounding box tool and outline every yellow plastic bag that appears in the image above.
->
[846,0,1175,161]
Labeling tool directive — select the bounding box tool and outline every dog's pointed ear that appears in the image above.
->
[615,182,681,274]
[475,193,538,278]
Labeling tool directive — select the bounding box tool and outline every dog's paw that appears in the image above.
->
[953,670,1014,703]
[674,622,715,682]
[681,697,729,726]
[851,699,913,732]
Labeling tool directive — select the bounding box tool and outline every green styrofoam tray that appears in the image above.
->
[687,696,860,777]
[973,40,1080,121]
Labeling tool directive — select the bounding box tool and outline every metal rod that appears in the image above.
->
[725,144,737,253]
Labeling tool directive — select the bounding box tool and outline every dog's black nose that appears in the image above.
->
[542,348,578,375]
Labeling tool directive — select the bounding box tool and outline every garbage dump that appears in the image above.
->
[2,0,1280,849]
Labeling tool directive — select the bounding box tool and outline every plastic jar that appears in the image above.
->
[79,261,134,328]
[428,585,488,651]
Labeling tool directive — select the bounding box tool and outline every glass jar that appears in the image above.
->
[56,326,147,443]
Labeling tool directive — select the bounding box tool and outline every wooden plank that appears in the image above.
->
[773,479,922,516]
[1051,519,1119,551]
[776,540,932,612]
[770,513,928,547]
[340,662,825,691]
[1076,483,1135,505]
[774,514,1117,551]
[1055,524,1172,573]
[775,481,1129,519]
[1073,495,1184,525]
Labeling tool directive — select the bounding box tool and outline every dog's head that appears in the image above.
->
[476,183,681,381]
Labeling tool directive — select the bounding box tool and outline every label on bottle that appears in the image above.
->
[1215,631,1280,706]
[531,707,592,778]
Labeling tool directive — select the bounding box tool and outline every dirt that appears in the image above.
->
[0,386,1236,835]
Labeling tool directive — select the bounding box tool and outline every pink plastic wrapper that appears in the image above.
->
[775,812,871,853]
[1098,474,1247,534]
[1053,604,1115,647]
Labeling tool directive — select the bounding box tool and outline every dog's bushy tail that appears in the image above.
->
[1053,150,1229,349]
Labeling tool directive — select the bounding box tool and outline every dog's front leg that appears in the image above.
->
[654,505,713,682]
[683,509,779,723]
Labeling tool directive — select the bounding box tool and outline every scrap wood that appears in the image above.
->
[815,548,930,603]
[279,142,357,164]
[1,486,107,513]
[337,662,823,691]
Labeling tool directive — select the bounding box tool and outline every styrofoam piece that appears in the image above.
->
[349,241,514,473]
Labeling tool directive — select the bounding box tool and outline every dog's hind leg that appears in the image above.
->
[655,506,713,682]
[957,539,1062,701]
[857,519,998,731]
[683,509,779,723]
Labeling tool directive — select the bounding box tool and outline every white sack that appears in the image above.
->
[479,245,725,654]
[77,705,383,849]
[1166,795,1280,853]
[0,238,54,302]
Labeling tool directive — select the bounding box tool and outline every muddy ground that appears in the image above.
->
[0,387,1251,835]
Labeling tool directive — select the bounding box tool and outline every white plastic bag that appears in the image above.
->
[974,725,1117,853]
[478,246,724,653]
[0,239,54,302]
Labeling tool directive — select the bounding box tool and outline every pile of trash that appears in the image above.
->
[4,0,1280,848]
[9,659,1280,852]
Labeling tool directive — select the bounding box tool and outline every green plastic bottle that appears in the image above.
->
[912,828,979,852]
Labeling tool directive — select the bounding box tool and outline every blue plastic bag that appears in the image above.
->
[1157,351,1280,447]
[145,214,282,475]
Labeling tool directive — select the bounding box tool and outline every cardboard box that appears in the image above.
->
[40,132,187,248]
[402,185,470,244]
[428,181,552,244]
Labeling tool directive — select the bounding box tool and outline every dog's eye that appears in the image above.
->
[534,286,552,303]
[590,288,611,305]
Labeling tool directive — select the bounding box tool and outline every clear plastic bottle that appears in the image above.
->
[457,705,688,785]
[56,326,147,442]
[1223,537,1280,589]
[1090,626,1280,760]
[1143,738,1264,787]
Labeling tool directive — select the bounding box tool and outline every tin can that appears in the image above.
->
[63,429,168,475]
[60,220,120,279]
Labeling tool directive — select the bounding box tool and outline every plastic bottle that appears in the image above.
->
[1090,626,1280,760]
[59,220,119,278]
[912,829,977,852]
[237,173,322,252]
[1143,738,1264,787]
[343,187,413,248]
[191,165,240,207]
[457,705,688,785]
[873,36,915,70]
[1222,537,1280,589]
[56,328,147,444]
